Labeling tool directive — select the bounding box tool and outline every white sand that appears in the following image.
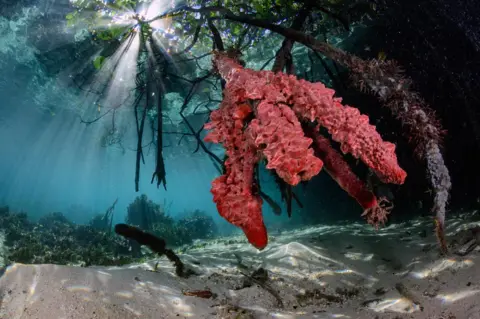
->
[1,210,479,319]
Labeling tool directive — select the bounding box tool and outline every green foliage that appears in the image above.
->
[93,55,106,69]
[96,26,127,41]
[66,0,376,51]
[65,11,79,27]
[111,0,137,9]
[64,0,375,71]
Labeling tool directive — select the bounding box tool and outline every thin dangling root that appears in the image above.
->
[435,217,448,255]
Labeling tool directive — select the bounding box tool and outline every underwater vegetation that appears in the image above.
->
[125,194,218,249]
[0,196,218,266]
[1,0,480,317]
[19,0,466,255]
[59,0,451,252]
[1,1,480,317]
[0,206,132,266]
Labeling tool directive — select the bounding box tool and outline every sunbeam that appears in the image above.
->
[103,31,140,106]
[145,0,174,31]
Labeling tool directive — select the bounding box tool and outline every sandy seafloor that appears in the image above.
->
[0,210,479,319]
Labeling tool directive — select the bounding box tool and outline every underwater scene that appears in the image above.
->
[1,0,480,318]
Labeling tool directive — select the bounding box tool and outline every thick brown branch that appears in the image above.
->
[180,21,203,53]
[309,2,350,31]
[135,34,151,192]
[272,5,310,73]
[207,18,224,51]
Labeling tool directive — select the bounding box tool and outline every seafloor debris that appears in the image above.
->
[450,226,480,256]
[232,253,283,308]
[242,268,284,308]
[395,282,424,311]
[296,288,344,307]
[213,301,256,319]
[182,289,214,298]
[114,223,196,278]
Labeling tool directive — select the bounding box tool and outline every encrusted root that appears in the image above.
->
[362,198,394,229]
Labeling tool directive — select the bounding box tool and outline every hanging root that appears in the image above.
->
[435,217,448,255]
[426,140,451,253]
[328,44,451,253]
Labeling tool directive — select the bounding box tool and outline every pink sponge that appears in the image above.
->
[204,52,407,249]
[247,101,323,186]
[205,100,268,249]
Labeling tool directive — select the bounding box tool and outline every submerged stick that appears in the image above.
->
[114,224,194,278]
